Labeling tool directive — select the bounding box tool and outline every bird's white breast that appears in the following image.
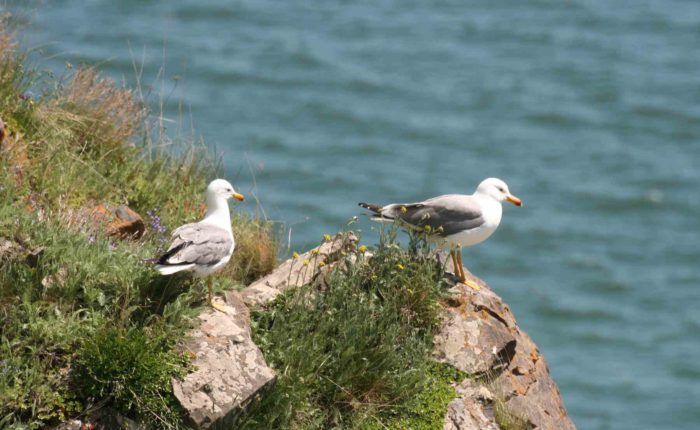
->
[445,197,502,248]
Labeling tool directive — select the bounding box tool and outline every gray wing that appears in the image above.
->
[385,194,484,237]
[158,223,233,266]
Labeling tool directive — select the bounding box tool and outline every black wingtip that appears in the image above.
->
[359,202,382,213]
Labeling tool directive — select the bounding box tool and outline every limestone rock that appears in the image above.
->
[241,232,357,307]
[433,296,516,376]
[437,261,575,430]
[444,380,499,430]
[172,291,275,429]
[0,239,23,262]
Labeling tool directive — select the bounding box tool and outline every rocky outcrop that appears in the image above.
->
[170,234,357,429]
[173,234,574,429]
[241,233,357,307]
[172,291,275,429]
[436,262,576,430]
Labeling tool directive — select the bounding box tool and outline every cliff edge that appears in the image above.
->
[173,234,575,430]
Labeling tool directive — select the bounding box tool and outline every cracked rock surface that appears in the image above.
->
[436,263,576,430]
[444,380,499,430]
[241,233,357,307]
[172,291,275,429]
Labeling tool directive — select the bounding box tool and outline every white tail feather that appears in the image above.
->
[155,264,195,275]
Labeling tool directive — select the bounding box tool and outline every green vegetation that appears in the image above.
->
[0,19,276,429]
[237,231,459,429]
[0,17,490,430]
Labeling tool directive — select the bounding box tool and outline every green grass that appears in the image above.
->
[0,18,277,429]
[359,362,468,430]
[236,230,458,429]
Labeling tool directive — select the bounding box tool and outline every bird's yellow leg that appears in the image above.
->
[450,250,460,278]
[457,251,480,291]
[456,249,466,282]
[207,277,227,312]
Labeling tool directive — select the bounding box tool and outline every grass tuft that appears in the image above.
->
[73,326,188,426]
[493,397,532,430]
[223,213,279,285]
[237,229,453,429]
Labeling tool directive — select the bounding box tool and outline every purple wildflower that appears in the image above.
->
[147,208,168,250]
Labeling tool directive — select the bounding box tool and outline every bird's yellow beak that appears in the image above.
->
[232,192,245,202]
[506,194,522,207]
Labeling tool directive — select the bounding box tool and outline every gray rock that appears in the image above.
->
[444,380,499,430]
[437,261,576,430]
[241,283,281,307]
[0,239,22,261]
[172,291,276,429]
[241,232,357,307]
[433,296,516,376]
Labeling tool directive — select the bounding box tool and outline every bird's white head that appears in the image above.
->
[207,179,245,202]
[475,178,522,206]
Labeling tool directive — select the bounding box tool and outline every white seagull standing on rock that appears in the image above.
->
[359,177,522,291]
[152,179,245,311]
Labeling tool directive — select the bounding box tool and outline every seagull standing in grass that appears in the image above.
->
[359,178,522,291]
[153,179,245,311]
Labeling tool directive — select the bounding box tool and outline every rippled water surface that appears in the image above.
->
[8,1,700,428]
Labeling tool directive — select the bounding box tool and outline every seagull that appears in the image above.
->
[152,179,245,311]
[359,177,522,290]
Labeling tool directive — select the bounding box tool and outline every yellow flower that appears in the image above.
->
[397,263,405,270]
[358,245,368,253]
[303,259,310,266]
[319,261,326,267]
[311,249,320,256]
[400,206,407,213]
[424,225,432,233]
[323,234,332,242]
[292,252,300,259]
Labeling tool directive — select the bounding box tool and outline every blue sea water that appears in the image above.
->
[6,1,700,428]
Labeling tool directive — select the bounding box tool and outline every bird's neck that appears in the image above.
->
[474,193,503,225]
[202,195,231,229]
